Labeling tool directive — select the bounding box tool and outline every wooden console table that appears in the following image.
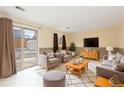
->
[80,51,99,60]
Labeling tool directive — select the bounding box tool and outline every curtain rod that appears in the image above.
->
[13,20,42,30]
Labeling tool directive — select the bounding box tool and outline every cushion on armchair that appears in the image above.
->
[63,55,72,62]
[64,55,71,59]
[47,52,54,59]
[49,58,59,64]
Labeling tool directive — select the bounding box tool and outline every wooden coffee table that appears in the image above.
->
[65,59,89,78]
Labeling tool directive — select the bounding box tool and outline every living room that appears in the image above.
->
[0,5,124,91]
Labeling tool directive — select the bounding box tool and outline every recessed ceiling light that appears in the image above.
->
[66,27,70,29]
[15,6,25,12]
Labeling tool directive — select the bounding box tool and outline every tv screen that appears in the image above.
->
[83,37,99,47]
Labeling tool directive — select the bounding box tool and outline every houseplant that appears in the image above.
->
[69,42,76,56]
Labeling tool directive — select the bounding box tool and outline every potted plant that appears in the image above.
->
[69,42,76,56]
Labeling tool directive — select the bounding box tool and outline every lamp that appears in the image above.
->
[106,47,113,56]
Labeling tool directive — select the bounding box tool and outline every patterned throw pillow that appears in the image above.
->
[108,55,116,62]
[116,53,123,62]
[109,75,121,87]
[42,51,47,55]
[112,53,122,65]
[47,52,54,59]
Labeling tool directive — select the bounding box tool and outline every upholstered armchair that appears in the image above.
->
[60,51,72,63]
[38,52,61,70]
[61,54,72,63]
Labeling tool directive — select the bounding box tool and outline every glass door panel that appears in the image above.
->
[13,27,22,71]
[13,26,38,71]
[22,28,37,69]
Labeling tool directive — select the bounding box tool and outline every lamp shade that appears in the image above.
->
[106,47,113,51]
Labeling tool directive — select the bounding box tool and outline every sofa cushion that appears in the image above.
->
[49,58,59,64]
[115,63,124,72]
[63,55,72,62]
[64,55,71,59]
[102,60,113,66]
[47,52,54,59]
[120,56,124,63]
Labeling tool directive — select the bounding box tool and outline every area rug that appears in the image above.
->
[37,64,96,87]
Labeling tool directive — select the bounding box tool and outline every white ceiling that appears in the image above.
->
[0,6,124,32]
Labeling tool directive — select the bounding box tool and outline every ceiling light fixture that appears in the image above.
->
[66,27,70,29]
[15,6,25,12]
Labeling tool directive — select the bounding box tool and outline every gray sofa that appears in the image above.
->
[96,52,124,83]
[96,66,124,83]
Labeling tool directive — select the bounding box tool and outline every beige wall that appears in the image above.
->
[38,27,70,48]
[0,12,71,53]
[0,11,124,50]
[119,18,124,48]
[71,28,119,48]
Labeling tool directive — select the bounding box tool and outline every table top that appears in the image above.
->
[65,59,89,70]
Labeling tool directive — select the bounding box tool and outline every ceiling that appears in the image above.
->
[0,6,124,32]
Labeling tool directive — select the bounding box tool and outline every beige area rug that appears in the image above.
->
[37,62,97,87]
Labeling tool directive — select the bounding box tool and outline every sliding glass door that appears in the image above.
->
[13,26,38,71]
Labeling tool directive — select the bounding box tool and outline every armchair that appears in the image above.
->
[61,53,72,63]
[38,53,61,70]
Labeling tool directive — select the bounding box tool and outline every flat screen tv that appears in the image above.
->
[83,37,99,47]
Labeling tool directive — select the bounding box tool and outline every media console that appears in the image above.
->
[80,51,100,61]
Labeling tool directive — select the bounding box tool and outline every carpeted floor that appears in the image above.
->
[37,62,97,87]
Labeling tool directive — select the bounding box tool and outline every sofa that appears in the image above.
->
[96,66,124,84]
[96,52,124,86]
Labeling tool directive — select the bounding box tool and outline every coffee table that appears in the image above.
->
[65,59,89,78]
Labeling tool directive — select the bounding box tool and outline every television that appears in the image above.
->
[83,37,99,47]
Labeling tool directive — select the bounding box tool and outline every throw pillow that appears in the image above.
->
[116,52,122,62]
[112,59,120,66]
[47,52,54,59]
[114,63,124,72]
[112,53,122,65]
[107,55,116,62]
[42,51,47,55]
[109,75,121,87]
[120,56,124,63]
